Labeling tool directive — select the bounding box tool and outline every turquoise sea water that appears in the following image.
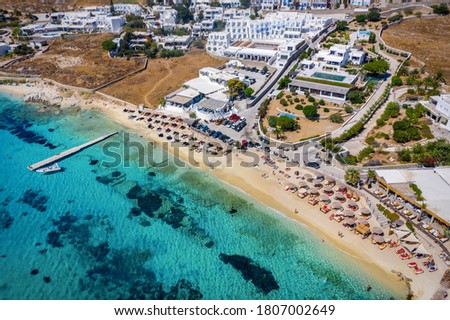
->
[0,93,402,300]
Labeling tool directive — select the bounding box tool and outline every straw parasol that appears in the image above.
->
[298,181,308,188]
[343,210,355,217]
[323,186,333,193]
[298,187,308,194]
[304,173,313,181]
[319,195,330,202]
[347,200,357,208]
[360,207,371,215]
[346,189,353,197]
[372,235,386,244]
[336,184,346,191]
[352,193,360,201]
[313,179,323,186]
[394,219,405,227]
[372,227,384,235]
[331,202,343,210]
[309,188,319,195]
[335,193,345,200]
[357,218,370,225]
[343,218,356,225]
[315,173,324,181]
[325,177,335,185]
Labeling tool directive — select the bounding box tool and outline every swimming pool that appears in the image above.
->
[42,33,59,37]
[312,72,346,82]
[358,30,371,35]
[279,112,295,119]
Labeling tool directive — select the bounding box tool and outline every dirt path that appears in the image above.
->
[144,60,173,107]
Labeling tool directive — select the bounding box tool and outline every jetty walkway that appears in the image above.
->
[28,131,118,171]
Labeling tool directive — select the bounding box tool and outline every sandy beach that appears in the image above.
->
[1,81,447,299]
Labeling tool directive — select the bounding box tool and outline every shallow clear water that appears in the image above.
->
[0,93,402,300]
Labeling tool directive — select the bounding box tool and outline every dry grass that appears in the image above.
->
[100,49,227,107]
[2,0,145,12]
[5,34,144,89]
[262,94,343,142]
[382,16,450,82]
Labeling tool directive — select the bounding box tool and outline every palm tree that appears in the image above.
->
[345,168,360,186]
[434,70,445,84]
[414,79,423,94]
[273,127,283,140]
[423,76,434,90]
[368,169,376,182]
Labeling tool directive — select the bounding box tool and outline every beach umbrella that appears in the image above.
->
[352,193,360,201]
[325,177,335,185]
[298,181,308,188]
[347,200,357,208]
[304,173,313,181]
[319,195,330,202]
[335,193,345,200]
[336,184,346,191]
[323,186,333,193]
[372,235,386,244]
[287,183,296,189]
[394,219,405,227]
[343,218,355,225]
[346,190,353,197]
[313,179,323,186]
[315,173,324,180]
[372,227,384,235]
[331,202,343,210]
[360,207,371,215]
[343,210,355,217]
[357,218,370,225]
[309,188,319,195]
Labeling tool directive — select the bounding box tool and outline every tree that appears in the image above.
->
[336,21,348,31]
[268,116,278,128]
[391,76,403,86]
[432,4,449,15]
[415,12,422,18]
[303,105,318,118]
[102,39,117,52]
[13,44,33,55]
[355,14,367,23]
[227,79,247,98]
[277,76,291,90]
[239,0,251,8]
[276,116,298,131]
[174,4,194,23]
[345,168,360,186]
[244,87,254,97]
[368,32,376,44]
[435,70,445,84]
[362,59,390,76]
[329,113,344,123]
[367,9,381,22]
[347,90,365,104]
[249,14,256,20]
[368,169,376,182]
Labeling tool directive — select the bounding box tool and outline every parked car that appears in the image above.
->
[306,161,320,169]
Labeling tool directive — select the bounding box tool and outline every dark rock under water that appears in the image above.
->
[0,209,13,229]
[19,189,48,213]
[219,253,279,294]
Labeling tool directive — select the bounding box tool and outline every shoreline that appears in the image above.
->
[1,81,446,300]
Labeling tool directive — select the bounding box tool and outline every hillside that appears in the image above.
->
[0,1,145,13]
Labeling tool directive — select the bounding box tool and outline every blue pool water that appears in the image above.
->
[279,112,295,119]
[358,31,371,36]
[312,72,346,82]
[0,93,404,299]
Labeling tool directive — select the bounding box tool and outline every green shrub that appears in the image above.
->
[323,108,330,113]
[280,99,288,106]
[308,96,316,103]
[295,104,303,110]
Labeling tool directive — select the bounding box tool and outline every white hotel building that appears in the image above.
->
[224,12,332,41]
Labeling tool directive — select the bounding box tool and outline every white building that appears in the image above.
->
[0,42,10,56]
[317,44,366,68]
[351,0,374,7]
[206,32,231,55]
[276,39,305,68]
[152,6,178,27]
[223,8,251,20]
[426,94,450,131]
[83,4,143,16]
[224,12,332,41]
[203,7,224,21]
[157,35,193,51]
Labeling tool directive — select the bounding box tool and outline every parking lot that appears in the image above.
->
[222,65,270,94]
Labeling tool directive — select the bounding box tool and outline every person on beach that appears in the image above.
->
[294,208,298,214]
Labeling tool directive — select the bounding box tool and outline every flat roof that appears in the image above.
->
[376,168,450,225]
[184,77,224,95]
[167,95,193,105]
[290,79,351,94]
[178,88,200,98]
[197,98,227,110]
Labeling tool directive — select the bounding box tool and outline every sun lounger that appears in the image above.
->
[414,268,424,275]
[408,262,417,268]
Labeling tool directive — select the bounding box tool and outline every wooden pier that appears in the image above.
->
[28,131,118,171]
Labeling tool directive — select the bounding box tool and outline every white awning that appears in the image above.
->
[402,243,418,253]
[414,244,431,256]
[393,229,410,239]
[401,233,420,244]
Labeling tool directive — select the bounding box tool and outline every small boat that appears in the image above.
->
[36,163,62,174]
